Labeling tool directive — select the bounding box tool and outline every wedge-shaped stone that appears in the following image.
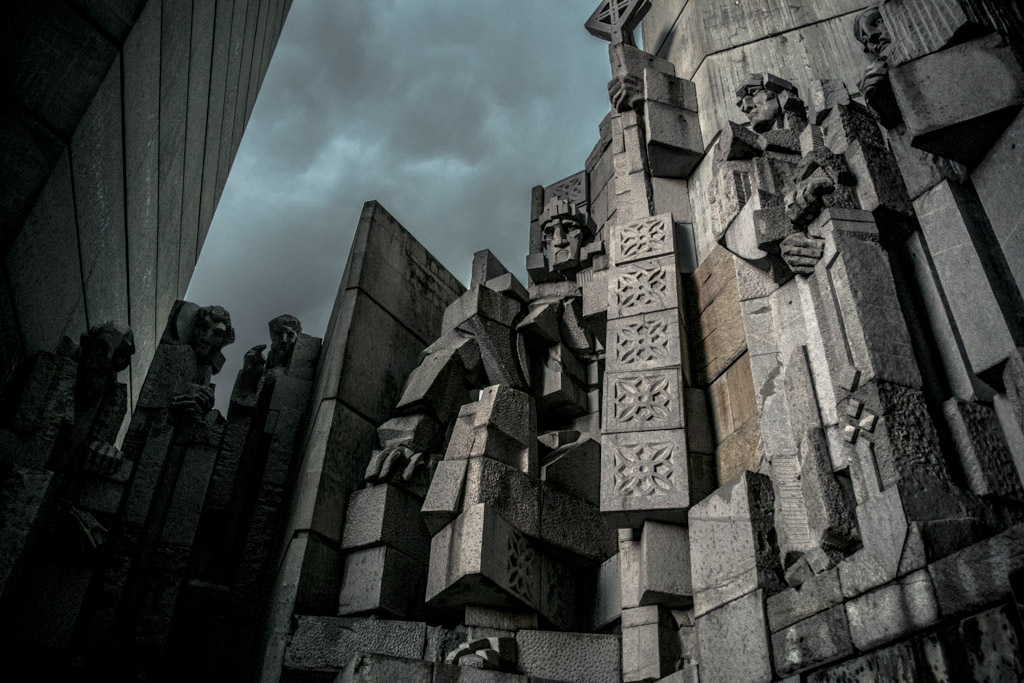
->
[689,472,785,617]
[601,429,692,527]
[445,385,538,476]
[543,437,600,505]
[342,484,431,563]
[422,459,468,536]
[337,652,432,683]
[442,284,522,333]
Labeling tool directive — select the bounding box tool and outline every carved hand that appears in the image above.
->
[243,344,267,373]
[607,73,644,113]
[785,176,835,228]
[171,383,215,420]
[780,233,826,276]
[79,440,126,477]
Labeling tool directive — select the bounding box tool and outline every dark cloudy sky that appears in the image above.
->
[187,1,621,411]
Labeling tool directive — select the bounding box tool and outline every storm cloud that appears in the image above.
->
[187,1,616,410]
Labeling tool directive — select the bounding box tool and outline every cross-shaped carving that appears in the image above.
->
[585,0,651,47]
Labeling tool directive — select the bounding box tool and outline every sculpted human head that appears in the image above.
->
[267,314,301,370]
[190,305,235,363]
[539,197,587,275]
[78,322,136,378]
[735,74,804,133]
[854,3,891,60]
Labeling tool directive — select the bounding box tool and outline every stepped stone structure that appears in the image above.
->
[3,0,1024,682]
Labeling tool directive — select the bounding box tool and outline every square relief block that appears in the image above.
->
[610,213,676,266]
[607,310,683,373]
[426,503,541,614]
[608,255,681,320]
[604,368,684,433]
[601,429,691,526]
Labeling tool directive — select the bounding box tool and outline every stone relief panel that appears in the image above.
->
[607,255,679,319]
[601,428,691,524]
[607,310,682,372]
[610,214,676,265]
[603,368,684,433]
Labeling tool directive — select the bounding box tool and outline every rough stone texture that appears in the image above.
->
[638,521,692,607]
[689,472,785,617]
[515,630,621,683]
[338,546,426,618]
[341,485,431,563]
[284,616,426,672]
[622,605,681,682]
[928,524,1024,618]
[767,568,843,632]
[805,638,946,683]
[335,652,433,683]
[592,553,622,629]
[945,398,1022,500]
[696,589,772,683]
[771,604,853,677]
[607,310,683,373]
[604,369,685,434]
[845,570,940,651]
[973,109,1024,297]
[890,34,1024,166]
[540,481,616,563]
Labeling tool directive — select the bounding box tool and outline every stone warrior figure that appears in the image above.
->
[714,64,1019,587]
[339,187,611,651]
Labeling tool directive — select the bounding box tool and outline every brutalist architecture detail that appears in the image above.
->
[3,1,1024,682]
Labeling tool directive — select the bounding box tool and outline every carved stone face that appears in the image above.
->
[542,217,585,273]
[855,7,891,60]
[79,323,135,377]
[267,315,301,369]
[190,306,234,363]
[739,87,783,133]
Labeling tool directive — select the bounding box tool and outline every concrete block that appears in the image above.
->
[592,553,621,630]
[463,456,540,538]
[341,484,431,563]
[608,255,681,320]
[542,438,600,505]
[516,630,621,683]
[890,34,1024,166]
[338,546,426,619]
[434,664,531,683]
[622,605,681,682]
[928,524,1024,618]
[689,472,785,617]
[607,310,683,373]
[337,652,432,683]
[804,637,943,683]
[696,589,772,683]
[845,570,940,651]
[771,604,853,677]
[944,398,1023,500]
[541,481,616,563]
[602,429,692,526]
[426,504,541,613]
[646,102,704,178]
[767,568,843,633]
[284,616,426,671]
[639,521,692,608]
